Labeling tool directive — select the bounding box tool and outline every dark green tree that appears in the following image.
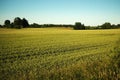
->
[74,22,85,30]
[101,22,111,29]
[4,20,11,28]
[10,22,14,28]
[14,17,22,29]
[74,22,81,30]
[82,24,85,29]
[117,24,120,28]
[22,18,29,28]
[0,25,2,28]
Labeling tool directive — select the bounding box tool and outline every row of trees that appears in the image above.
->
[97,22,120,29]
[30,23,73,28]
[3,17,29,29]
[73,22,120,30]
[30,22,120,30]
[1,17,120,29]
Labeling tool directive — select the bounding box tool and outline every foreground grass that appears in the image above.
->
[0,28,120,80]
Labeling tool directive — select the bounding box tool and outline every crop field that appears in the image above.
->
[0,28,120,80]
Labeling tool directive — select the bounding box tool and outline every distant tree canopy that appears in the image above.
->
[1,17,120,29]
[73,22,120,30]
[14,17,22,29]
[101,22,111,29]
[97,22,120,29]
[29,23,73,28]
[0,25,2,28]
[74,22,85,30]
[4,20,11,28]
[22,18,29,28]
[3,17,29,29]
[30,23,42,28]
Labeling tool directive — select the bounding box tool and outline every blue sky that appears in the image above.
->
[0,0,120,26]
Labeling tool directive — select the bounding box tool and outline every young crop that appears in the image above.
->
[0,28,120,80]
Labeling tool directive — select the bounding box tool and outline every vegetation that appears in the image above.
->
[3,17,29,29]
[74,22,85,30]
[22,18,29,28]
[0,28,120,80]
[100,22,111,29]
[14,17,23,29]
[29,23,73,28]
[4,20,11,28]
[1,17,120,29]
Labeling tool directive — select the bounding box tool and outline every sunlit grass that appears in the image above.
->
[0,28,120,80]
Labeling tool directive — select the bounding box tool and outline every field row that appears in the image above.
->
[0,28,120,80]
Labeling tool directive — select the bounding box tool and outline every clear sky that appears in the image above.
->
[0,0,120,26]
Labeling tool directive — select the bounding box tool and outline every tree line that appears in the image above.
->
[0,17,120,29]
[1,17,29,29]
[74,22,120,30]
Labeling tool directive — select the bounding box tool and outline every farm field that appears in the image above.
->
[0,28,120,80]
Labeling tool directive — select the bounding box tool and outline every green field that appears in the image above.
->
[0,28,120,80]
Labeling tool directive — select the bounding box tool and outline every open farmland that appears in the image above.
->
[0,28,120,80]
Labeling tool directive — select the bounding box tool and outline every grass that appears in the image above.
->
[0,28,120,80]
